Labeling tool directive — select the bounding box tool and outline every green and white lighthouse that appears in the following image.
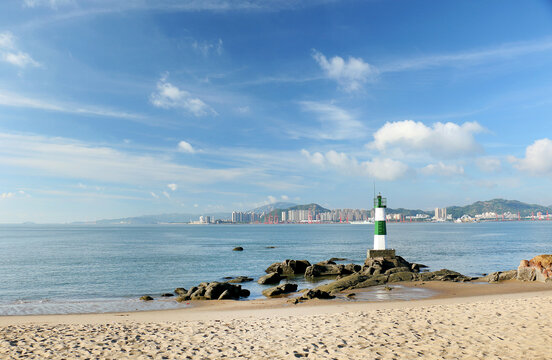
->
[374,193,387,250]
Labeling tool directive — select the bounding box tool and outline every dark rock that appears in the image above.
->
[287,298,300,304]
[232,246,244,251]
[227,276,254,283]
[218,290,233,300]
[479,271,517,283]
[204,282,242,300]
[185,286,199,297]
[344,263,362,273]
[140,295,153,301]
[329,257,347,262]
[262,283,298,297]
[240,289,250,298]
[346,293,356,298]
[266,246,276,249]
[384,285,393,291]
[305,263,347,278]
[258,272,282,285]
[316,260,336,266]
[300,289,335,300]
[265,260,311,275]
[174,288,187,295]
[161,293,174,297]
[315,273,371,293]
[175,295,189,303]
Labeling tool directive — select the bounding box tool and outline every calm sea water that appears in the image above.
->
[0,222,551,315]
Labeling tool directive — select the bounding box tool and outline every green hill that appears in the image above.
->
[447,199,551,219]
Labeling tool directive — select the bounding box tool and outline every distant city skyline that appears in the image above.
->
[1,1,552,223]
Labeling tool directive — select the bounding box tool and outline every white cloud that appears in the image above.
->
[1,192,15,199]
[193,204,199,208]
[301,149,408,181]
[23,0,74,8]
[369,120,485,158]
[150,74,216,117]
[0,90,145,121]
[510,138,552,176]
[192,38,223,56]
[178,140,195,154]
[236,106,250,114]
[297,101,366,140]
[267,195,277,203]
[150,192,159,199]
[281,195,289,201]
[167,183,178,191]
[420,162,464,177]
[0,132,254,186]
[312,50,377,91]
[0,31,40,68]
[162,191,170,199]
[475,156,501,173]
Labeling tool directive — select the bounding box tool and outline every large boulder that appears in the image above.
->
[479,270,517,283]
[518,255,552,282]
[362,255,413,275]
[258,272,282,285]
[175,281,249,301]
[265,260,311,275]
[262,283,298,297]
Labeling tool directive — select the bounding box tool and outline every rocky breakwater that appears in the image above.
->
[309,254,472,297]
[517,255,552,283]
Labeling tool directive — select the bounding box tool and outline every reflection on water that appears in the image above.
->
[338,284,437,302]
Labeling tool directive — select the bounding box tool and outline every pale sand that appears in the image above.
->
[2,282,552,359]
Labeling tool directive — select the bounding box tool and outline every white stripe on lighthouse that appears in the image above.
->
[374,235,386,250]
[375,208,385,221]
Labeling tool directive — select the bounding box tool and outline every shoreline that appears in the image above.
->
[2,280,550,326]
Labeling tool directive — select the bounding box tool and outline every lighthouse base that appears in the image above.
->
[367,249,396,259]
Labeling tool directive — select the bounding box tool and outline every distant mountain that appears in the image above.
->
[387,208,432,216]
[447,199,551,219]
[286,203,330,213]
[248,202,296,214]
[91,212,231,225]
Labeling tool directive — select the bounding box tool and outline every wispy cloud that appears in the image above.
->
[312,49,377,91]
[23,0,74,9]
[192,38,223,56]
[0,31,40,68]
[294,101,367,140]
[380,38,552,73]
[0,132,256,186]
[150,74,217,117]
[0,90,147,122]
[177,140,196,153]
[420,162,464,177]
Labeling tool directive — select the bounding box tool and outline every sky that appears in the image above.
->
[1,0,552,223]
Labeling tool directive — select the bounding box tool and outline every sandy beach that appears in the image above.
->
[1,281,552,359]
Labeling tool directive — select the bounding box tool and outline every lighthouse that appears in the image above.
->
[368,193,395,258]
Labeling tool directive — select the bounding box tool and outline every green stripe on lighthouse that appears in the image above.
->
[375,221,386,235]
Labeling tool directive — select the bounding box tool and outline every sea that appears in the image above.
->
[0,222,551,316]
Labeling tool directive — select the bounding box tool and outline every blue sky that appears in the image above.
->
[1,0,552,223]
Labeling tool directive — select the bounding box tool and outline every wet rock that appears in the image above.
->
[258,272,282,285]
[388,271,417,283]
[175,281,249,301]
[344,263,362,273]
[232,246,244,251]
[262,283,298,297]
[384,267,411,275]
[175,296,188,303]
[140,295,153,301]
[161,293,174,297]
[329,257,347,262]
[265,259,311,275]
[266,246,276,249]
[384,285,393,291]
[300,289,335,300]
[174,288,187,295]
[346,293,356,298]
[479,270,517,283]
[227,276,254,283]
[240,289,250,298]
